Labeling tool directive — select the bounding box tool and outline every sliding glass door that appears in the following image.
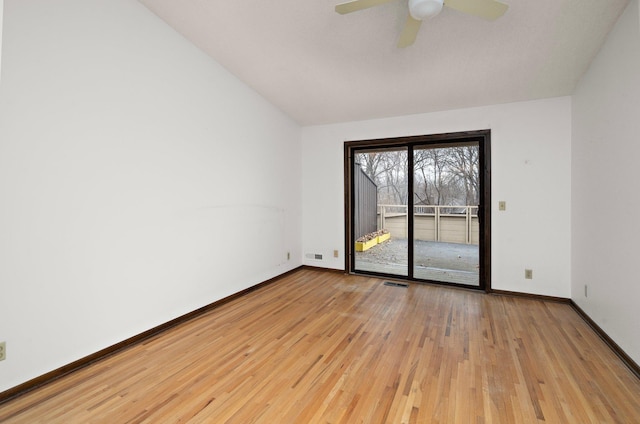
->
[346,132,490,290]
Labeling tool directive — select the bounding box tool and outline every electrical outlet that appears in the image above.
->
[287,252,290,261]
[585,285,588,297]
[0,341,6,361]
[524,269,533,279]
[499,201,506,211]
[333,249,339,258]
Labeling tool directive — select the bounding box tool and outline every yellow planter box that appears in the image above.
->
[377,233,390,244]
[355,238,377,252]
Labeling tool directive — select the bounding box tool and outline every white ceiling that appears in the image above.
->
[138,0,629,126]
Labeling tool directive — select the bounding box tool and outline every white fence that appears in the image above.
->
[378,205,479,245]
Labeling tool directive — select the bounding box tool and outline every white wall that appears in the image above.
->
[1,0,4,77]
[301,97,572,298]
[0,0,301,392]
[572,0,640,365]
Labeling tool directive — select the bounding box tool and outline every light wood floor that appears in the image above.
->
[1,269,639,423]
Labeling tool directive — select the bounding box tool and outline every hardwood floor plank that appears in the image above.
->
[1,269,639,423]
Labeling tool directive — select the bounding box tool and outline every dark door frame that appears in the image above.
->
[344,130,492,292]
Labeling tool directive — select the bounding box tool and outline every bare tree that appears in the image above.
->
[448,146,479,205]
[356,145,478,209]
[379,151,408,205]
[356,150,408,205]
[414,148,456,207]
[358,152,383,182]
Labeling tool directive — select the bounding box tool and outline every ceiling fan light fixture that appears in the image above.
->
[408,0,444,20]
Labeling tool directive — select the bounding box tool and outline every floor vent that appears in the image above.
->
[383,281,409,288]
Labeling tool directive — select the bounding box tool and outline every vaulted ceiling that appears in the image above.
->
[139,0,629,125]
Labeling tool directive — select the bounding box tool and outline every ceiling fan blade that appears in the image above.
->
[444,0,508,20]
[335,0,397,15]
[397,15,423,48]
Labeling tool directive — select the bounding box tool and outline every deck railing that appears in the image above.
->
[378,205,479,245]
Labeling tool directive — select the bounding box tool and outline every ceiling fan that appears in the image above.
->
[335,0,509,48]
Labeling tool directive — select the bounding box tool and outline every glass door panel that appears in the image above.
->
[353,148,408,277]
[412,144,480,286]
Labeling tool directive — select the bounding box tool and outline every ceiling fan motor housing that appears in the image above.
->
[409,0,444,20]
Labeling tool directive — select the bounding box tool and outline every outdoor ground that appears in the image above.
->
[355,238,480,285]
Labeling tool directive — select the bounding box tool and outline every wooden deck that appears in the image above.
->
[1,268,639,423]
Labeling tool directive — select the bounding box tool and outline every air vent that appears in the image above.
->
[384,281,409,288]
[305,253,323,260]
